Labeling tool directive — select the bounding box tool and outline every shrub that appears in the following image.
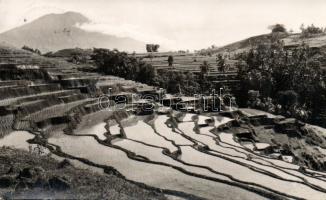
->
[300,24,325,38]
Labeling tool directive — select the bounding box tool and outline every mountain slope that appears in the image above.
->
[203,32,326,55]
[214,32,288,54]
[0,12,145,53]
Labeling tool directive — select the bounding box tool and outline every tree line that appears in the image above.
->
[92,48,157,86]
[92,48,205,96]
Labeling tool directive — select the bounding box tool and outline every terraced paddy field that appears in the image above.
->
[2,110,326,199]
[1,45,326,199]
[136,52,238,73]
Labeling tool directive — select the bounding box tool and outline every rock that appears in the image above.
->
[48,176,70,191]
[0,176,15,188]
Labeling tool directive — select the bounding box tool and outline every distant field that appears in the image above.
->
[136,52,238,73]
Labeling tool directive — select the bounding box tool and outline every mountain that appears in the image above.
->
[0,12,146,53]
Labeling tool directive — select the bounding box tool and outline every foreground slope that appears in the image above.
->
[0,147,166,199]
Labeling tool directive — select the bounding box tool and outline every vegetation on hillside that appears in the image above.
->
[300,24,326,38]
[157,71,201,94]
[22,45,41,55]
[236,41,326,126]
[92,48,203,95]
[92,48,157,85]
[82,38,326,127]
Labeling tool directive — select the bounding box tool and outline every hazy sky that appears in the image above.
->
[1,0,326,50]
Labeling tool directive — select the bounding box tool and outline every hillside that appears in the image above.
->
[202,32,326,55]
[0,12,145,53]
[1,44,326,199]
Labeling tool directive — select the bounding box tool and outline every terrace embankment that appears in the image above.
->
[228,109,326,171]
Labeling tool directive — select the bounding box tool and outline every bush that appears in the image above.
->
[277,90,298,110]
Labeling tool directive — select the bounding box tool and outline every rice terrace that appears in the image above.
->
[1,1,326,199]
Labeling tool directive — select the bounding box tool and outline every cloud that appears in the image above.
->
[2,0,326,50]
[76,21,176,50]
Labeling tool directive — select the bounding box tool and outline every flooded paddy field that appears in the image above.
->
[3,112,326,200]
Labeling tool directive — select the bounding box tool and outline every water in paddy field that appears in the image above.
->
[0,130,104,174]
[0,131,34,151]
[1,114,326,199]
[0,131,51,156]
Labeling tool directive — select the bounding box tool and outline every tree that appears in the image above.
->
[216,54,225,72]
[135,62,157,85]
[92,48,156,85]
[153,44,160,52]
[146,44,152,52]
[268,24,286,33]
[168,55,174,67]
[200,61,209,74]
[146,44,160,52]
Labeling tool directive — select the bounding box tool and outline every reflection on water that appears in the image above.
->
[48,131,264,200]
[155,115,193,145]
[123,121,178,152]
[180,146,325,199]
[3,113,326,200]
[0,131,104,174]
[77,122,107,140]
